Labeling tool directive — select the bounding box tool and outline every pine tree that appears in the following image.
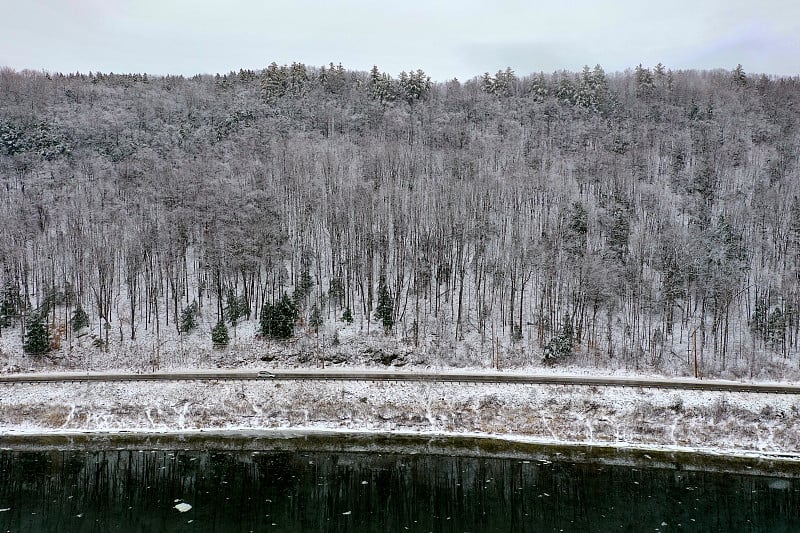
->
[309,302,323,333]
[24,315,50,355]
[528,72,549,101]
[328,276,345,309]
[293,265,314,305]
[369,65,396,102]
[555,72,576,105]
[0,297,12,328]
[71,305,89,332]
[374,275,394,334]
[260,292,298,340]
[565,201,588,258]
[398,69,431,103]
[180,301,199,333]
[732,64,747,87]
[287,62,308,96]
[491,67,516,97]
[211,320,230,347]
[480,72,494,94]
[225,289,242,325]
[543,314,574,360]
[635,64,655,96]
[767,307,785,347]
[0,285,21,327]
[342,307,353,324]
[261,62,288,101]
[259,302,274,337]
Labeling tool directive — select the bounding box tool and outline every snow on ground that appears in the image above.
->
[2,376,799,460]
[3,316,800,460]
[3,307,800,383]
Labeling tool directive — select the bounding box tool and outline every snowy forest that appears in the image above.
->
[1,62,799,378]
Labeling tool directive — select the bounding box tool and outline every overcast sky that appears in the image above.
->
[1,0,798,80]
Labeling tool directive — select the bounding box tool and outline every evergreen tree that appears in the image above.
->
[239,293,250,320]
[528,72,549,101]
[0,284,21,327]
[24,315,50,355]
[259,302,274,337]
[555,72,576,105]
[287,62,308,96]
[398,69,431,103]
[750,296,769,340]
[293,264,314,305]
[322,62,347,93]
[225,289,242,325]
[211,320,230,347]
[767,307,785,347]
[342,307,353,324]
[732,64,747,87]
[309,302,323,334]
[635,64,655,96]
[328,276,345,309]
[565,201,588,257]
[543,314,575,360]
[480,72,494,94]
[375,275,394,334]
[0,296,12,328]
[71,305,90,332]
[491,67,516,97]
[261,62,288,101]
[180,301,199,333]
[368,65,396,102]
[260,292,298,340]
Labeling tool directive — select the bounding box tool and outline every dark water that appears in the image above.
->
[0,437,798,532]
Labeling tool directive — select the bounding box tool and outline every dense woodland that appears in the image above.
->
[1,62,799,376]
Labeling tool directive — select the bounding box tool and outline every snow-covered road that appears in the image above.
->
[3,368,800,394]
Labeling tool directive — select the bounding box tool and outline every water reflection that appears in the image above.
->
[0,440,798,532]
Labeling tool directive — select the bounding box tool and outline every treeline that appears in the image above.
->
[0,62,798,374]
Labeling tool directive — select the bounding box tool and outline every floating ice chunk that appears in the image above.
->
[174,502,192,513]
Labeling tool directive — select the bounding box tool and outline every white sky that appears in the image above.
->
[1,0,798,80]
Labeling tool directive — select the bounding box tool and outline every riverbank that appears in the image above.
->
[3,428,800,478]
[1,377,799,461]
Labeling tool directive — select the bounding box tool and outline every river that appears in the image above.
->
[0,433,798,532]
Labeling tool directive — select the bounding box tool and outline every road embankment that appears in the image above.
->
[1,374,799,458]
